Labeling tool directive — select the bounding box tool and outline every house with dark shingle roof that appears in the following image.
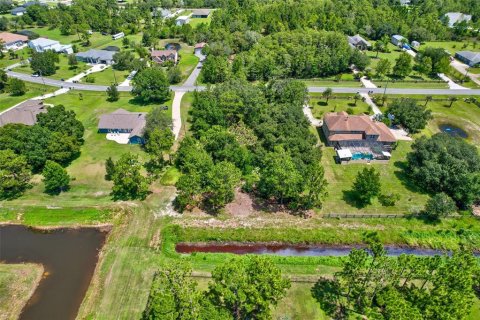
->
[98,109,147,144]
[322,112,396,152]
[455,51,480,67]
[76,49,116,65]
[192,9,212,18]
[347,35,371,50]
[11,6,26,16]
[0,100,46,127]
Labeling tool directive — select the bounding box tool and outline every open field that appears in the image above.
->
[423,40,480,55]
[309,93,372,117]
[0,91,172,214]
[320,141,430,214]
[0,83,54,113]
[0,263,44,320]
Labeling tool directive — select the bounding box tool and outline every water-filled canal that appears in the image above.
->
[176,242,463,257]
[0,225,106,320]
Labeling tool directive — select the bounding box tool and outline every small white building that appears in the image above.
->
[176,16,190,26]
[411,41,420,50]
[28,38,73,54]
[391,35,406,46]
[112,32,125,40]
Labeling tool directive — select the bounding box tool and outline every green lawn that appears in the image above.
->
[82,67,131,85]
[378,95,480,147]
[309,93,372,118]
[423,40,480,55]
[0,47,30,68]
[1,91,172,212]
[189,16,212,28]
[302,73,361,88]
[178,51,199,82]
[374,79,448,89]
[0,83,55,112]
[12,54,90,80]
[320,141,430,214]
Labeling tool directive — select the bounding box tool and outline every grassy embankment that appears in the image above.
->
[0,264,44,320]
[0,90,173,225]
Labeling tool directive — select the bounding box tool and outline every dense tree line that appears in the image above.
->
[174,79,327,212]
[406,133,480,209]
[142,256,290,320]
[314,238,480,319]
[0,105,83,199]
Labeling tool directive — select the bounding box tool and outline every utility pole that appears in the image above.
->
[111,66,117,85]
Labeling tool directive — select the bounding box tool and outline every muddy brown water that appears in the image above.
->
[0,225,106,320]
[175,242,467,257]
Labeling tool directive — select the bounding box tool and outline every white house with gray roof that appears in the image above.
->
[28,37,73,54]
[455,51,480,67]
[98,109,147,144]
[444,12,472,28]
[76,49,116,65]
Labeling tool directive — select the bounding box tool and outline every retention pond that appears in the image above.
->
[0,225,107,320]
[176,242,469,257]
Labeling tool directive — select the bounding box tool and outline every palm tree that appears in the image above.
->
[322,88,333,104]
[448,97,458,108]
[424,96,433,107]
[373,41,383,58]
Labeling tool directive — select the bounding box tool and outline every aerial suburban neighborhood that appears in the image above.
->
[0,0,480,319]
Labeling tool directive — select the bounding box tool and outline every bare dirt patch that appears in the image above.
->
[225,189,255,217]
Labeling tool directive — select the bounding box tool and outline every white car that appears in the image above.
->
[31,74,40,77]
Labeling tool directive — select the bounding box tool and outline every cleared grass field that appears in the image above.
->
[0,263,44,320]
[423,40,480,55]
[0,47,30,68]
[81,67,131,86]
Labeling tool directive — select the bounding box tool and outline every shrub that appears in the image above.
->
[379,193,400,207]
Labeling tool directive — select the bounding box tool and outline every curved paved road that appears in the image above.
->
[7,70,480,95]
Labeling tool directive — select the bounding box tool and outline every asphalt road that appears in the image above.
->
[7,70,480,96]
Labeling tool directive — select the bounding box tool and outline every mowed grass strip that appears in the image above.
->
[0,83,55,113]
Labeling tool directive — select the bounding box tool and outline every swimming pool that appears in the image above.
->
[351,152,374,160]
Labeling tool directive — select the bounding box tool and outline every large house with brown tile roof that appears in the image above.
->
[0,100,47,127]
[322,112,396,160]
[98,109,147,144]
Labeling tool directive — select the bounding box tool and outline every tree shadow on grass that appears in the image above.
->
[311,278,346,319]
[128,97,157,107]
[317,101,328,107]
[393,161,428,195]
[342,190,367,209]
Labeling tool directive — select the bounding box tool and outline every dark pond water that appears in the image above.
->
[439,123,468,138]
[176,242,461,257]
[0,225,106,320]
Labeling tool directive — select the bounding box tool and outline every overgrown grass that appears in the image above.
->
[0,264,43,320]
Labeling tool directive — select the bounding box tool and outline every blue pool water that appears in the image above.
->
[351,152,374,160]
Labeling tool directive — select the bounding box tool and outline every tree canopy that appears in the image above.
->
[386,98,432,133]
[406,133,480,209]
